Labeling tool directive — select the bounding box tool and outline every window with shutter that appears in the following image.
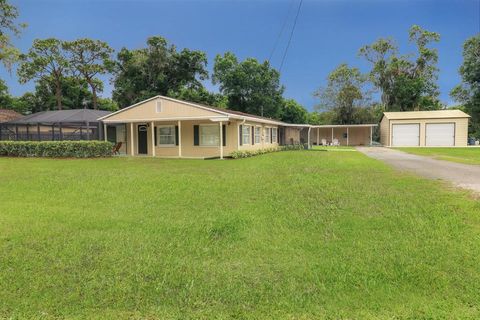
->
[254,127,261,144]
[157,125,175,146]
[264,127,270,144]
[242,125,251,145]
[199,124,220,146]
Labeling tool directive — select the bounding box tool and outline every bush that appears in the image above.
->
[0,141,114,158]
[230,144,307,159]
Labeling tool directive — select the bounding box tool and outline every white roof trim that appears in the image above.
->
[97,95,288,126]
[311,124,378,128]
[102,115,230,123]
[97,95,231,121]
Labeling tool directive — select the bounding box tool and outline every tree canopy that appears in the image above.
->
[64,38,114,109]
[314,64,371,124]
[451,34,480,138]
[213,52,284,119]
[111,36,210,108]
[359,25,441,111]
[280,99,308,124]
[0,0,25,72]
[17,38,69,109]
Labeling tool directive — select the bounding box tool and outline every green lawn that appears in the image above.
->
[396,147,480,165]
[1,151,480,319]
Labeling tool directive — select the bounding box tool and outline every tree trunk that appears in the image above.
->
[89,81,98,110]
[55,80,62,110]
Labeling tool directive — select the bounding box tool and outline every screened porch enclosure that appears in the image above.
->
[0,109,111,142]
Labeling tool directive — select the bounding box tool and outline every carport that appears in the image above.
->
[311,124,377,146]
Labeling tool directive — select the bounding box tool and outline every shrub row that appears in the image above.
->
[0,141,114,158]
[230,143,307,159]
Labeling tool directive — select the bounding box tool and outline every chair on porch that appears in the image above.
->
[332,139,340,146]
[112,142,123,155]
[321,138,327,146]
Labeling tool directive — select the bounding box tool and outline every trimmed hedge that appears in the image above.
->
[230,143,307,159]
[0,141,114,158]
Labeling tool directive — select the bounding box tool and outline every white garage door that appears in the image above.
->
[426,123,455,146]
[392,124,420,146]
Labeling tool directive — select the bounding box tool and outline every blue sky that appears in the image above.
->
[2,0,479,111]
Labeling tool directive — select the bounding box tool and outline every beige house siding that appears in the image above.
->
[106,98,222,122]
[124,119,279,158]
[380,117,389,146]
[126,120,237,158]
[284,127,301,144]
[238,122,280,151]
[348,127,371,145]
[384,118,469,147]
[314,127,372,146]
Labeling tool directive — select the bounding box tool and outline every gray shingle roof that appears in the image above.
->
[5,109,112,124]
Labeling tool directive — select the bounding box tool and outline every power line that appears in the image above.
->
[268,0,295,63]
[279,0,303,73]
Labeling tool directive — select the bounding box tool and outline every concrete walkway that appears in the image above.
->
[357,147,480,193]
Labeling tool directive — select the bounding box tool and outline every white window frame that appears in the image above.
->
[272,127,278,143]
[199,124,220,147]
[242,125,251,145]
[264,127,270,144]
[254,126,261,144]
[156,100,162,113]
[157,125,175,146]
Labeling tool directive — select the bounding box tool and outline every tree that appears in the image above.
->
[280,99,308,123]
[0,0,25,72]
[359,25,441,111]
[451,34,480,138]
[112,36,209,108]
[64,38,114,109]
[167,87,227,108]
[17,38,69,109]
[306,111,337,125]
[314,64,370,124]
[0,78,12,107]
[212,52,284,118]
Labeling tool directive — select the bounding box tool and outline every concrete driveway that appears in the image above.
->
[357,147,480,193]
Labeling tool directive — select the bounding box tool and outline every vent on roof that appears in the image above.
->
[156,100,162,113]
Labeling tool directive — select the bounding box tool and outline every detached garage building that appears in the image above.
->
[380,110,470,147]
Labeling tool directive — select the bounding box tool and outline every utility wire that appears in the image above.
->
[279,0,303,73]
[268,0,295,63]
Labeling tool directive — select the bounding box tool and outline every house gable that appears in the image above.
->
[102,96,225,122]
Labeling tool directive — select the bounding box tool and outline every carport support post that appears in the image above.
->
[178,120,182,158]
[130,122,134,156]
[347,127,349,146]
[317,128,319,145]
[150,121,155,157]
[307,127,311,149]
[219,121,224,159]
[370,126,373,146]
[86,121,90,140]
[331,127,334,143]
[103,123,107,141]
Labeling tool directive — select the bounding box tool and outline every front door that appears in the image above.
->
[106,126,116,143]
[137,125,148,154]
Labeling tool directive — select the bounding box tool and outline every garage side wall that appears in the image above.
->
[388,118,468,147]
[380,117,390,146]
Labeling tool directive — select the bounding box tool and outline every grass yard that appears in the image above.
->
[396,147,480,165]
[1,150,480,319]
